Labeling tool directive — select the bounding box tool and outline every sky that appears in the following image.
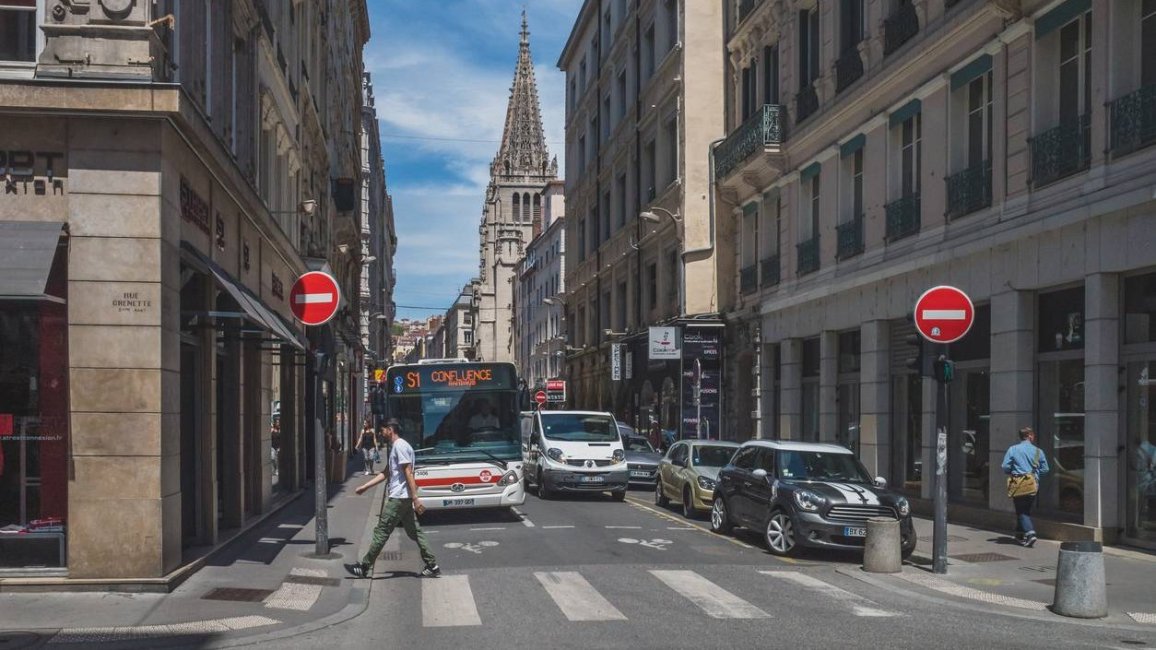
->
[364,0,583,321]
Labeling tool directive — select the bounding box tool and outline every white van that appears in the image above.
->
[521,410,628,500]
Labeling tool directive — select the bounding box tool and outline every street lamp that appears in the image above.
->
[639,206,681,226]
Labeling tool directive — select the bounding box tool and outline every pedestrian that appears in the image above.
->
[1002,426,1050,547]
[355,422,377,476]
[345,418,440,579]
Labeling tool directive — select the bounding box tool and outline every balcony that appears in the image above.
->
[740,265,758,295]
[796,85,819,123]
[1030,114,1090,187]
[834,49,863,94]
[885,194,921,241]
[836,214,864,260]
[1109,84,1156,158]
[796,237,820,276]
[715,104,786,180]
[944,161,991,221]
[883,2,919,56]
[760,255,780,287]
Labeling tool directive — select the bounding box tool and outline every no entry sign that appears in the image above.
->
[290,271,341,326]
[914,285,974,344]
[534,390,548,406]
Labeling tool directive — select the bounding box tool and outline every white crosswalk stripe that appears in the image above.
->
[535,571,627,621]
[649,570,770,619]
[423,575,482,627]
[760,571,899,617]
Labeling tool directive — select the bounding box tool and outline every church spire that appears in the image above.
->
[491,11,556,181]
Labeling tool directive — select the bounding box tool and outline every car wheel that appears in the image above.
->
[655,480,669,507]
[710,496,733,535]
[682,487,696,519]
[612,490,627,502]
[765,510,798,557]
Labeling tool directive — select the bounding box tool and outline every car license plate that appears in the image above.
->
[630,471,650,478]
[844,526,867,537]
[442,498,475,507]
[580,475,604,483]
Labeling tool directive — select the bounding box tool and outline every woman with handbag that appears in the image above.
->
[356,422,379,476]
[1002,426,1050,547]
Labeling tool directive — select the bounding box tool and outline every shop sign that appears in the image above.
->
[624,346,633,380]
[681,329,723,440]
[1,150,66,196]
[179,176,211,236]
[112,290,152,314]
[545,378,566,403]
[610,343,622,381]
[649,326,680,360]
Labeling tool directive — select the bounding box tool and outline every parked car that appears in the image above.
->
[656,440,740,518]
[621,434,662,487]
[710,440,916,558]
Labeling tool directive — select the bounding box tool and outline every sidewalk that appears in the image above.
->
[840,516,1156,629]
[0,457,383,649]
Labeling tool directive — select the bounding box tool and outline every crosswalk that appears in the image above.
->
[412,567,898,628]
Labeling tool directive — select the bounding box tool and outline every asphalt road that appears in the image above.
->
[255,488,1154,650]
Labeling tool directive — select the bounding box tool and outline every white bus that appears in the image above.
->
[384,360,526,510]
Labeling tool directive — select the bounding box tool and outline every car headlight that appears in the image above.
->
[611,449,625,464]
[793,489,825,512]
[696,476,717,491]
[895,497,910,517]
[497,470,520,486]
[546,448,566,463]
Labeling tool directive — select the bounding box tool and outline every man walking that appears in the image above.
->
[1002,426,1050,547]
[345,418,440,578]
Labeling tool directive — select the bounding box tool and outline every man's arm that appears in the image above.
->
[403,463,425,514]
[354,471,386,495]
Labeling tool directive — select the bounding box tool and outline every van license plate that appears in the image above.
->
[630,471,650,478]
[442,498,475,507]
[843,526,867,537]
[580,476,604,483]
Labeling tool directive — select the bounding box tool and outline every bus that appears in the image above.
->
[384,360,526,510]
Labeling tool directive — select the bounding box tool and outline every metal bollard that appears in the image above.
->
[863,517,902,574]
[1052,541,1108,618]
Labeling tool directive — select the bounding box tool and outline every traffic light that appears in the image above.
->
[904,333,933,378]
[933,356,955,384]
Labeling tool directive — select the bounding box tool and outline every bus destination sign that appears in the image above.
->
[388,364,517,394]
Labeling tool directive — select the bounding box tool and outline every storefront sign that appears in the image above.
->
[610,343,623,381]
[649,327,680,360]
[624,347,633,380]
[1,150,66,196]
[545,378,566,403]
[111,291,153,314]
[179,176,211,235]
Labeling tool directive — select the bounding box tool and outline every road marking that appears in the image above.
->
[469,527,506,531]
[650,570,769,619]
[511,506,535,527]
[605,525,642,529]
[618,537,673,550]
[542,525,575,529]
[294,292,334,304]
[761,571,898,617]
[535,571,627,621]
[265,568,327,611]
[423,575,482,627]
[921,309,967,320]
[444,541,499,554]
[1127,612,1156,624]
[897,572,1048,610]
[257,537,282,544]
[667,526,696,530]
[625,497,757,550]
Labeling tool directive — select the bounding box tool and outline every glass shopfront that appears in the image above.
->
[801,337,820,442]
[837,331,861,454]
[1124,272,1156,546]
[1037,287,1085,517]
[0,247,69,570]
[948,304,990,504]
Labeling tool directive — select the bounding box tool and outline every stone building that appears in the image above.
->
[514,180,567,389]
[557,0,726,436]
[0,0,370,581]
[719,0,1156,547]
[473,13,559,364]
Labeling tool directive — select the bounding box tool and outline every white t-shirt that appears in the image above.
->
[386,437,416,499]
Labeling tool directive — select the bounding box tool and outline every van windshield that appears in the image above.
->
[540,413,619,442]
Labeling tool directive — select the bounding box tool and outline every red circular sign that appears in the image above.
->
[289,271,341,326]
[534,391,547,405]
[914,285,975,344]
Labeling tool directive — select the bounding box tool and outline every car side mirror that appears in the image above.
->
[752,468,769,480]
[873,476,887,488]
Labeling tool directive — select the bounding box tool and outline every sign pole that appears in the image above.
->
[314,352,329,557]
[933,343,949,575]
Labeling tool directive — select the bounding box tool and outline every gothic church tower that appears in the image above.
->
[473,12,557,362]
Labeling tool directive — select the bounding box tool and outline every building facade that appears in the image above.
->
[473,13,559,364]
[719,0,1156,547]
[514,180,567,389]
[557,0,726,436]
[0,0,370,580]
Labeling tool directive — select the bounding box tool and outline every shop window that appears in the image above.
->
[0,0,38,64]
[801,337,820,442]
[951,303,992,361]
[1124,271,1156,344]
[836,330,861,454]
[1038,286,1085,352]
[1038,358,1085,516]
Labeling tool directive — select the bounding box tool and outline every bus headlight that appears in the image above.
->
[611,449,625,464]
[546,448,566,463]
[497,470,519,486]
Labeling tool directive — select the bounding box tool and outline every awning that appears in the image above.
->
[0,222,66,300]
[181,243,306,351]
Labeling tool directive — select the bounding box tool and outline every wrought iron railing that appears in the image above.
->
[944,161,991,221]
[796,85,819,123]
[885,193,921,241]
[883,2,919,56]
[714,104,786,180]
[1109,84,1156,158]
[740,265,758,295]
[1030,114,1090,187]
[797,237,820,275]
[835,49,864,94]
[760,255,780,287]
[836,214,864,259]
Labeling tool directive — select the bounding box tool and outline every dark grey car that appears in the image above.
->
[622,434,661,487]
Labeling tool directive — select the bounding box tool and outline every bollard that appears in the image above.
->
[1052,541,1108,618]
[863,517,902,574]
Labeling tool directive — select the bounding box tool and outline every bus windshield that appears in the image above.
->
[387,389,521,463]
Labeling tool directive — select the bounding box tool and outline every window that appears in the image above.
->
[899,114,921,197]
[1144,0,1156,87]
[805,173,820,239]
[966,72,994,168]
[643,24,656,80]
[602,95,611,138]
[616,174,627,227]
[801,337,820,442]
[464,331,473,344]
[0,0,37,63]
[590,116,600,158]
[666,248,679,303]
[1058,12,1092,124]
[647,263,658,310]
[849,150,864,219]
[591,205,601,248]
[840,0,865,54]
[577,217,587,259]
[616,69,628,120]
[741,64,755,120]
[663,118,678,186]
[759,192,780,261]
[643,139,657,201]
[798,8,820,87]
[664,0,678,53]
[600,292,611,337]
[762,45,779,105]
[601,191,611,238]
[616,281,627,331]
[580,57,588,93]
[569,78,577,112]
[742,204,758,269]
[578,134,587,171]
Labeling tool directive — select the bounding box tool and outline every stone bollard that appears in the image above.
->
[1052,541,1108,618]
[863,517,902,574]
